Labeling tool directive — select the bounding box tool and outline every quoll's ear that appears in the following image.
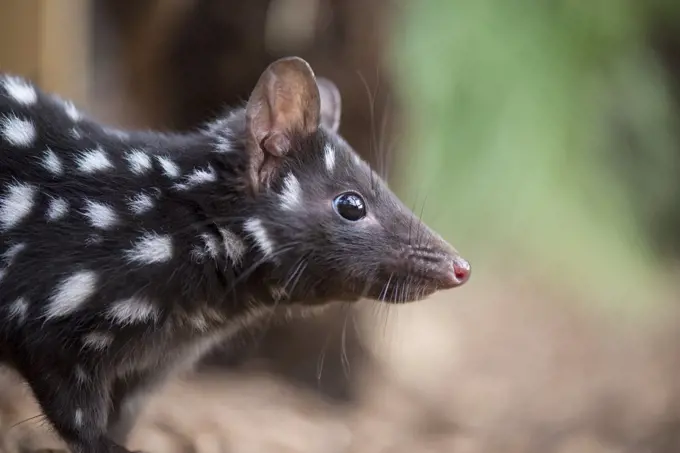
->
[245,56,321,192]
[317,77,342,133]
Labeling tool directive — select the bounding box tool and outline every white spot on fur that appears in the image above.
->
[219,228,246,264]
[46,271,98,320]
[107,297,159,326]
[280,173,302,210]
[102,126,129,140]
[3,242,25,265]
[126,149,152,175]
[1,114,36,147]
[205,117,229,135]
[128,193,154,215]
[191,233,221,263]
[352,153,362,166]
[82,332,114,351]
[61,100,80,121]
[125,232,173,265]
[0,182,37,231]
[215,135,232,153]
[82,200,118,229]
[324,144,335,172]
[175,165,217,190]
[46,197,69,221]
[74,366,88,385]
[244,218,274,257]
[156,156,180,178]
[74,409,84,427]
[41,148,63,175]
[51,95,81,122]
[205,114,237,153]
[8,297,28,323]
[2,76,37,105]
[0,245,23,285]
[70,127,81,140]
[76,147,113,173]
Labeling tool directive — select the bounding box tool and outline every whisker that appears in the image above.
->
[283,253,311,297]
[349,302,367,346]
[281,256,306,294]
[357,70,380,191]
[245,297,283,356]
[340,305,351,379]
[316,345,326,383]
[224,244,298,293]
[377,88,392,182]
[415,193,429,248]
[316,318,337,388]
[10,413,45,429]
[381,293,392,339]
[379,272,394,303]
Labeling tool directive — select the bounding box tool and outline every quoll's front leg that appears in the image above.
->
[107,370,165,447]
[17,361,135,453]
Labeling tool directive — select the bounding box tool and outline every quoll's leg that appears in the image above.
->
[107,372,158,446]
[20,365,132,453]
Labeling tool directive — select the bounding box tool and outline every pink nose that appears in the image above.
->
[452,256,471,284]
[438,256,470,288]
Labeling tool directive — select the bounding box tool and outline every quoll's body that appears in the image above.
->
[0,57,470,453]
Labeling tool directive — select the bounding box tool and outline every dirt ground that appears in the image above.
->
[2,268,680,453]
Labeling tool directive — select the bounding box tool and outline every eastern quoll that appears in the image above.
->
[0,57,470,453]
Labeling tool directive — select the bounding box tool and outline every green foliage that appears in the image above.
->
[388,1,680,315]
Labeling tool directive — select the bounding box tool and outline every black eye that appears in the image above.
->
[333,192,366,221]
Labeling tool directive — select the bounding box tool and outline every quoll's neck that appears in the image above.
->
[66,107,273,324]
[132,109,281,318]
[173,111,337,313]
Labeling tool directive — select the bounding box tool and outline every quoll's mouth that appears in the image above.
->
[410,253,471,291]
[369,255,471,304]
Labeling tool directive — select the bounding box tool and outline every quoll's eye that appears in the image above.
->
[333,192,366,221]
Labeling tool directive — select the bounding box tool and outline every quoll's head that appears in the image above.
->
[241,57,470,304]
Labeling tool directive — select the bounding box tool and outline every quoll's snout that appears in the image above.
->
[439,255,471,289]
[452,255,471,285]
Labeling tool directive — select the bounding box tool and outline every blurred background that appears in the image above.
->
[3,0,680,452]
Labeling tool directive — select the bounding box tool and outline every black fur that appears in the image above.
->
[0,64,469,453]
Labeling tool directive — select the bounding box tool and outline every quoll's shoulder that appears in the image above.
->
[0,73,240,335]
[0,73,83,132]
